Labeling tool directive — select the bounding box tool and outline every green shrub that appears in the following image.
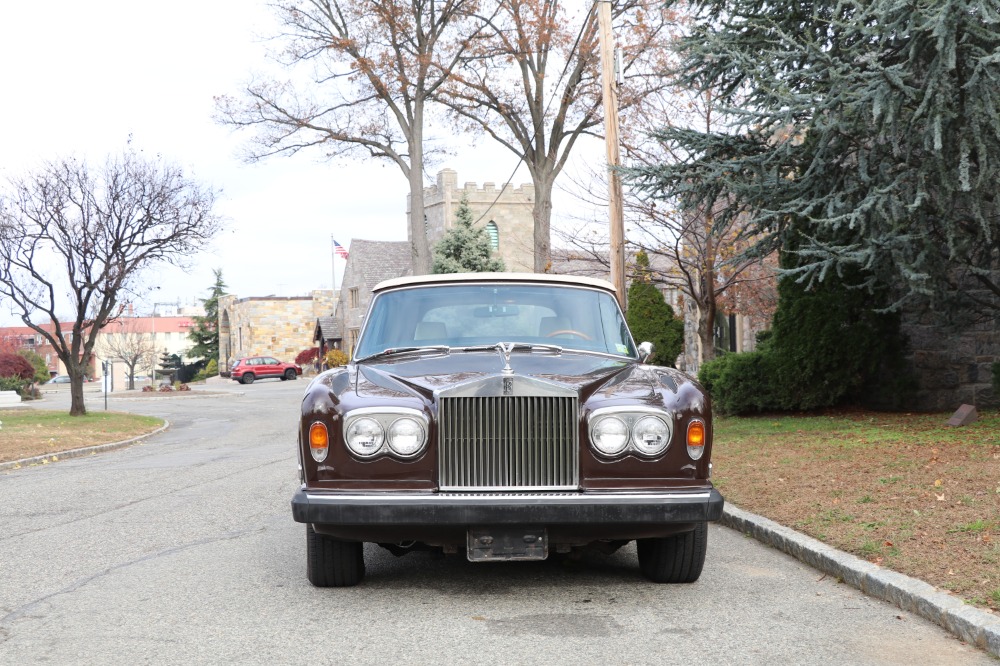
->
[17,350,51,384]
[626,251,684,367]
[0,376,28,395]
[205,358,218,377]
[698,351,775,415]
[697,257,914,415]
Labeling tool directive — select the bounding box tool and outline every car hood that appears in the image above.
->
[346,350,688,404]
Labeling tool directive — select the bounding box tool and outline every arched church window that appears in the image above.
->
[486,221,500,250]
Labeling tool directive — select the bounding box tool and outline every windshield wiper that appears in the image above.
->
[461,342,563,354]
[355,345,451,363]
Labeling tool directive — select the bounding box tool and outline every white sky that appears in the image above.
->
[0,0,603,326]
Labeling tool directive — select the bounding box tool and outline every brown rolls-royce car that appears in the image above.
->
[292,273,723,586]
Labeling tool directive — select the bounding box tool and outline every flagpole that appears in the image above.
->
[331,235,337,294]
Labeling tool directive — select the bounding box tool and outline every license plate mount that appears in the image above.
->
[467,526,548,562]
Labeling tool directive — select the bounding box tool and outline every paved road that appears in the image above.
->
[0,381,991,664]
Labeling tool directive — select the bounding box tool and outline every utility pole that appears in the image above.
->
[597,0,626,311]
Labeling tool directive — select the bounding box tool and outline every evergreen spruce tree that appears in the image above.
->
[626,251,684,367]
[187,269,226,365]
[625,0,1000,317]
[432,196,505,274]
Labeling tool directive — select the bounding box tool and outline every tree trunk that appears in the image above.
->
[697,301,716,368]
[408,111,431,276]
[532,172,554,272]
[69,373,87,416]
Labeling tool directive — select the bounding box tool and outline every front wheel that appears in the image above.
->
[306,525,365,587]
[284,369,297,380]
[241,373,255,385]
[636,522,708,583]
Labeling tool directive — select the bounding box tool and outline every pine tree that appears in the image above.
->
[625,0,1000,317]
[626,251,684,367]
[187,269,226,364]
[432,196,505,274]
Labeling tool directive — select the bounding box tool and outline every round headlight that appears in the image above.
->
[345,417,384,457]
[387,417,426,457]
[591,416,629,456]
[631,415,670,456]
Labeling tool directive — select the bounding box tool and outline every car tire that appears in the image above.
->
[284,369,297,380]
[636,522,708,584]
[241,373,255,385]
[306,524,365,587]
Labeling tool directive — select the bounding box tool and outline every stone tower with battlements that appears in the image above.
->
[409,169,535,273]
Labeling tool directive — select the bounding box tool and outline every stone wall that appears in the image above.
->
[219,291,334,370]
[902,311,999,411]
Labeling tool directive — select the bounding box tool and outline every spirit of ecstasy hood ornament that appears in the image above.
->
[497,342,516,376]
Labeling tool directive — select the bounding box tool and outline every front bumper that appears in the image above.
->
[292,487,724,528]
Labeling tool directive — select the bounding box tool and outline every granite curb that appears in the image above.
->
[0,420,170,472]
[721,504,1000,658]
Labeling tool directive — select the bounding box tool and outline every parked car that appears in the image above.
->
[292,273,723,587]
[229,357,302,384]
[46,375,72,384]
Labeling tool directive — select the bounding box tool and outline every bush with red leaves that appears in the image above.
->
[178,383,191,391]
[0,353,36,380]
[158,384,174,392]
[295,348,320,365]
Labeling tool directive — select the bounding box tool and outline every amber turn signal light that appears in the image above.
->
[687,421,705,447]
[686,420,706,460]
[309,422,329,462]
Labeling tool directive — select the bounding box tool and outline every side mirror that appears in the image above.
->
[637,341,654,363]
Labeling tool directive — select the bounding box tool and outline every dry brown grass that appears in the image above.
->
[713,409,1000,611]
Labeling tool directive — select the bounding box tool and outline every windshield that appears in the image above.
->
[355,283,637,359]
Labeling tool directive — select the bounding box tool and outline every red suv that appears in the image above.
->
[230,357,302,384]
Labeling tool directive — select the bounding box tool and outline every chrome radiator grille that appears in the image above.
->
[438,396,579,491]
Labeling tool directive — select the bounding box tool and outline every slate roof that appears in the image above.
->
[347,239,413,290]
[314,316,340,341]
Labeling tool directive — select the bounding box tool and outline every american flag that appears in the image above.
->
[333,240,349,259]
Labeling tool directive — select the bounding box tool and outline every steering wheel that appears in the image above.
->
[545,329,592,340]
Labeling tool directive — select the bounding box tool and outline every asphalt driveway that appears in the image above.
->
[0,380,992,664]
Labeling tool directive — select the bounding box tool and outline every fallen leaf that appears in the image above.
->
[934,479,943,487]
[936,493,945,501]
[884,541,893,547]
[471,616,486,621]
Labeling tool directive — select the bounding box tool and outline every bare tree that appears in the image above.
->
[559,86,778,369]
[0,151,222,415]
[440,0,676,272]
[97,317,157,390]
[216,0,483,275]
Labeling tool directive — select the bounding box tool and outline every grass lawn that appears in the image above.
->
[713,409,1000,611]
[0,408,164,465]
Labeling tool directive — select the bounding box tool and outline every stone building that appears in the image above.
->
[414,169,535,272]
[219,290,336,374]
[329,239,412,356]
